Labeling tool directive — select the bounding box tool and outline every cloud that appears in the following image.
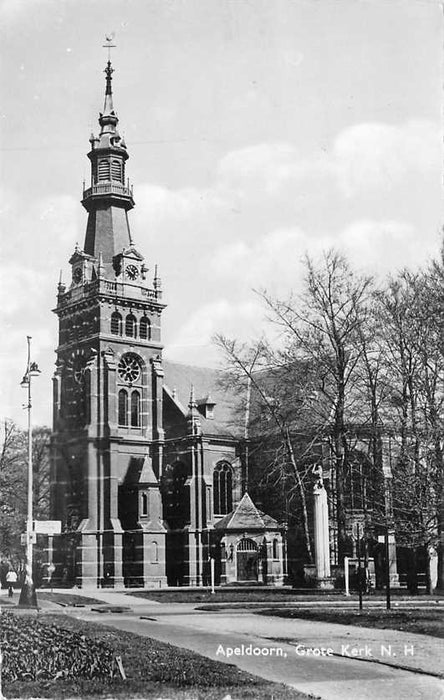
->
[209,228,310,294]
[135,183,225,224]
[208,219,427,295]
[333,120,441,197]
[0,0,50,25]
[338,219,422,274]
[165,298,264,366]
[134,119,440,248]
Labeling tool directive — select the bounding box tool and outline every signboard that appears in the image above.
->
[33,520,62,535]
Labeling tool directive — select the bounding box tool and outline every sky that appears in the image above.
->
[0,0,442,427]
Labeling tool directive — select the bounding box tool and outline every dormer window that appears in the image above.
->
[197,395,216,420]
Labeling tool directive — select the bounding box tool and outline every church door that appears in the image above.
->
[236,538,258,581]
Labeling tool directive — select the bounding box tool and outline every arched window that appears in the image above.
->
[111,159,122,182]
[118,389,128,426]
[272,538,279,559]
[111,311,122,335]
[139,316,151,341]
[213,461,233,515]
[131,390,140,427]
[141,493,148,517]
[125,313,137,338]
[98,159,110,181]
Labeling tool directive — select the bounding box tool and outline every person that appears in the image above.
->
[6,568,17,598]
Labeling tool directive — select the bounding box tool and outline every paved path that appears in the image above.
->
[46,589,444,700]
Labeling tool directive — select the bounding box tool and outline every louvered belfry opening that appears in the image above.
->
[97,158,110,181]
[111,159,123,182]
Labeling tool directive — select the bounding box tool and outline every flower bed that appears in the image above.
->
[1,612,113,681]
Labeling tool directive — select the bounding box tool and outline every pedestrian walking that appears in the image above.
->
[6,569,17,597]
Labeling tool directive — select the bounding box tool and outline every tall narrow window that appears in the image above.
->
[272,539,279,559]
[111,311,122,335]
[130,390,140,427]
[141,493,148,517]
[213,462,233,515]
[98,159,110,181]
[125,313,137,338]
[139,316,151,340]
[111,159,122,182]
[118,389,128,426]
[152,541,159,563]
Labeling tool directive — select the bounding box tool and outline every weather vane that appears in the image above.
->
[103,32,116,61]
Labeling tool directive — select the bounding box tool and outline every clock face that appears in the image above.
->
[126,264,139,281]
[73,267,83,284]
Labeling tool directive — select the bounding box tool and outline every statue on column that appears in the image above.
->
[312,464,333,588]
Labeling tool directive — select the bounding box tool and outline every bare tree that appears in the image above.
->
[258,250,374,563]
[214,336,315,564]
[0,420,51,573]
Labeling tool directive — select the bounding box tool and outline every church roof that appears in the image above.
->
[214,492,281,531]
[163,360,245,438]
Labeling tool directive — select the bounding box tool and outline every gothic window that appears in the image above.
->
[125,313,137,338]
[111,311,122,335]
[213,461,233,515]
[118,354,141,384]
[130,390,140,427]
[141,492,148,517]
[98,159,110,181]
[118,389,128,426]
[111,159,122,182]
[139,316,151,341]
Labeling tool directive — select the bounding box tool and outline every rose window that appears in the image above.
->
[118,354,141,384]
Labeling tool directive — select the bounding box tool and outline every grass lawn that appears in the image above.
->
[127,588,344,604]
[256,607,444,638]
[4,612,314,699]
[38,591,106,606]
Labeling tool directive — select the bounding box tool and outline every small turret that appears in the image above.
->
[187,385,201,436]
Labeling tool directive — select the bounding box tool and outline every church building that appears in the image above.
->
[50,59,286,588]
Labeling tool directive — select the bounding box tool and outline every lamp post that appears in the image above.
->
[18,336,40,608]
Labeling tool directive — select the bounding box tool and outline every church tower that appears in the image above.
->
[51,59,167,587]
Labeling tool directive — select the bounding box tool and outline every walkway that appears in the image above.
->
[40,588,444,700]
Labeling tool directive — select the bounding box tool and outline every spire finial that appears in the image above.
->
[102,34,116,115]
[103,33,116,62]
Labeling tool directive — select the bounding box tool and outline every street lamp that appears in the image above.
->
[18,336,41,608]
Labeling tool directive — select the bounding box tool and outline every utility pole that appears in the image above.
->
[18,336,41,608]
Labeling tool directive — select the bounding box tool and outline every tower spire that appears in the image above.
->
[103,60,114,115]
[82,44,135,263]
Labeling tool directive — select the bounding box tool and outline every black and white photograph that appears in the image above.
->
[0,1,443,698]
